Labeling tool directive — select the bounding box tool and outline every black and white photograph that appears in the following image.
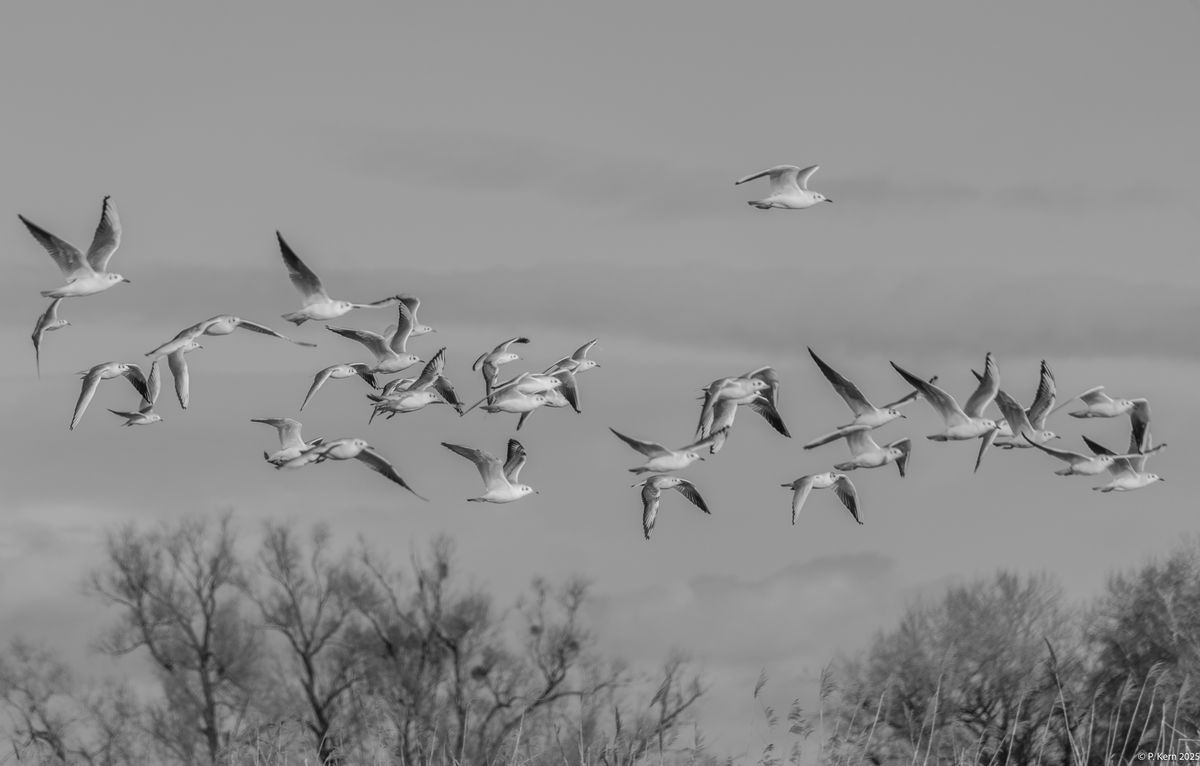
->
[1,2,1198,764]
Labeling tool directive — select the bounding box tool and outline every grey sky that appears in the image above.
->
[1,0,1198,751]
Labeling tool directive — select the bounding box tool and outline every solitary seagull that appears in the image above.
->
[252,417,324,466]
[697,367,788,439]
[803,348,927,449]
[473,336,531,397]
[891,354,1001,472]
[31,298,70,377]
[108,359,164,426]
[326,302,422,374]
[1087,434,1165,493]
[782,473,861,525]
[20,196,131,298]
[164,341,204,409]
[301,363,378,411]
[278,438,426,500]
[70,362,149,430]
[609,427,727,474]
[830,427,911,477]
[1023,435,1143,477]
[633,475,710,540]
[735,165,831,210]
[368,347,462,420]
[147,315,315,357]
[275,232,399,325]
[442,439,537,503]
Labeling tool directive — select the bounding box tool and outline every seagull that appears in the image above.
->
[1048,385,1153,454]
[442,439,537,503]
[147,315,315,357]
[1049,386,1146,420]
[697,367,788,439]
[367,347,462,420]
[477,389,549,417]
[609,427,728,474]
[829,427,911,477]
[31,298,70,377]
[1023,435,1144,477]
[252,417,325,466]
[19,196,131,298]
[782,473,861,525]
[275,232,400,325]
[890,354,1001,472]
[544,339,600,376]
[473,336,531,396]
[513,372,577,430]
[735,165,831,210]
[971,360,1055,439]
[108,359,164,426]
[70,362,149,430]
[326,302,422,374]
[301,363,379,411]
[1088,433,1166,493]
[632,475,710,540]
[164,341,204,409]
[461,372,562,415]
[278,438,426,500]
[397,296,435,337]
[991,389,1059,449]
[803,348,928,449]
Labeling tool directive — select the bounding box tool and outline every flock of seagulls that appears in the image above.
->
[20,182,1166,540]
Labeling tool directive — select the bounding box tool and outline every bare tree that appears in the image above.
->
[0,639,142,765]
[248,520,364,764]
[85,511,262,765]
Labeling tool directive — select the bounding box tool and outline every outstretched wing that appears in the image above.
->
[388,301,416,353]
[832,476,862,525]
[1026,361,1056,429]
[1022,435,1088,466]
[963,353,999,419]
[327,326,388,357]
[1128,400,1152,454]
[891,362,969,426]
[236,319,317,347]
[251,417,306,450]
[442,442,505,488]
[609,428,669,457]
[85,196,122,272]
[735,164,802,194]
[503,439,527,482]
[19,215,92,278]
[571,339,598,361]
[671,479,710,514]
[809,348,874,415]
[276,231,329,304]
[356,446,427,500]
[411,347,446,390]
[785,476,815,526]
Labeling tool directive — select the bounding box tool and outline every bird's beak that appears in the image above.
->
[1159,477,1166,482]
[1054,435,1062,439]
[593,363,602,369]
[899,414,908,419]
[699,456,707,461]
[824,198,834,203]
[122,278,132,283]
[534,490,541,494]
